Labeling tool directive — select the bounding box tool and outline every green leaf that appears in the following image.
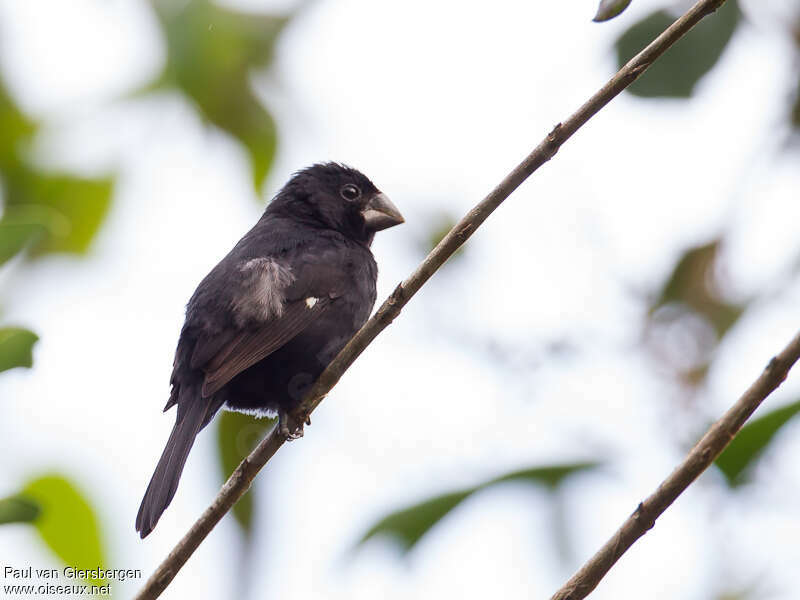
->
[593,0,633,22]
[716,594,749,600]
[0,219,46,265]
[423,212,466,264]
[790,74,800,132]
[27,175,114,257]
[18,174,113,257]
[648,239,746,387]
[616,0,740,98]
[358,462,599,554]
[486,462,599,489]
[0,82,115,263]
[360,490,473,553]
[0,82,36,170]
[21,475,106,585]
[153,0,286,190]
[715,399,800,487]
[0,82,41,265]
[655,240,720,307]
[652,239,744,339]
[216,411,274,534]
[0,327,38,373]
[0,495,41,524]
[1,170,114,260]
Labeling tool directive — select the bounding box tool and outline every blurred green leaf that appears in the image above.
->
[715,399,800,486]
[648,239,746,387]
[656,241,720,305]
[0,327,38,373]
[0,495,41,524]
[488,463,599,489]
[0,81,115,263]
[22,474,106,585]
[217,411,275,534]
[683,362,711,387]
[0,219,46,265]
[652,239,744,339]
[0,83,36,170]
[616,0,740,97]
[594,0,632,22]
[360,490,472,553]
[0,81,40,264]
[423,212,465,264]
[2,172,114,258]
[791,74,800,131]
[152,0,286,190]
[715,587,756,600]
[358,462,598,554]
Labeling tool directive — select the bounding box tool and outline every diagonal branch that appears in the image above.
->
[135,1,731,597]
[550,330,800,600]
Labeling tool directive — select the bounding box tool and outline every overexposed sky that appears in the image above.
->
[1,1,800,599]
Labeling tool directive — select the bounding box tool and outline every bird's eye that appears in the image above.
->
[340,184,361,201]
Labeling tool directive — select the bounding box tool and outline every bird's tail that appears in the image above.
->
[136,388,209,538]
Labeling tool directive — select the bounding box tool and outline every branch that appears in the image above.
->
[550,330,800,600]
[135,1,731,597]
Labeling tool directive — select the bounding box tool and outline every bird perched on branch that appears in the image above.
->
[136,163,404,538]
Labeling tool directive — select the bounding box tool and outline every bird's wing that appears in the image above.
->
[174,238,353,400]
[199,294,331,397]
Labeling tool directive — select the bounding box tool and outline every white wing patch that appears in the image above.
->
[232,258,295,325]
[305,297,318,308]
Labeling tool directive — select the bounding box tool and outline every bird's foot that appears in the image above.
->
[278,410,308,441]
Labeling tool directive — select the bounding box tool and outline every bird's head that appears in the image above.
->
[268,163,404,244]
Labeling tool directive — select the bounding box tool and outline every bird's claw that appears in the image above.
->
[278,411,307,441]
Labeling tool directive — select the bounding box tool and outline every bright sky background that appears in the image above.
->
[1,0,800,599]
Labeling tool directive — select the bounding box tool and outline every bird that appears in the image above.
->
[135,163,404,538]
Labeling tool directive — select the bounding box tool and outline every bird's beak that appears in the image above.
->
[361,192,404,231]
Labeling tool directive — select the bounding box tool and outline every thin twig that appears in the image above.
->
[135,1,731,597]
[550,330,800,600]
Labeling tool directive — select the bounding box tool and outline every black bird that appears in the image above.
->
[136,163,403,538]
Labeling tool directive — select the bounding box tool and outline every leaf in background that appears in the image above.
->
[682,362,710,388]
[423,212,466,264]
[593,0,633,22]
[0,217,47,265]
[152,0,286,191]
[357,462,598,554]
[0,495,41,524]
[0,81,115,263]
[715,399,800,486]
[0,327,38,373]
[647,239,745,387]
[714,586,758,600]
[616,0,740,98]
[487,463,599,489]
[21,474,106,585]
[0,82,40,264]
[2,172,114,258]
[359,490,473,553]
[651,239,744,339]
[216,411,275,535]
[655,241,719,307]
[0,83,36,170]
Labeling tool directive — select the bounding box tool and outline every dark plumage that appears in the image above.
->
[136,163,403,538]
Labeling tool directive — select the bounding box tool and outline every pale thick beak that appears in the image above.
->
[361,192,404,231]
